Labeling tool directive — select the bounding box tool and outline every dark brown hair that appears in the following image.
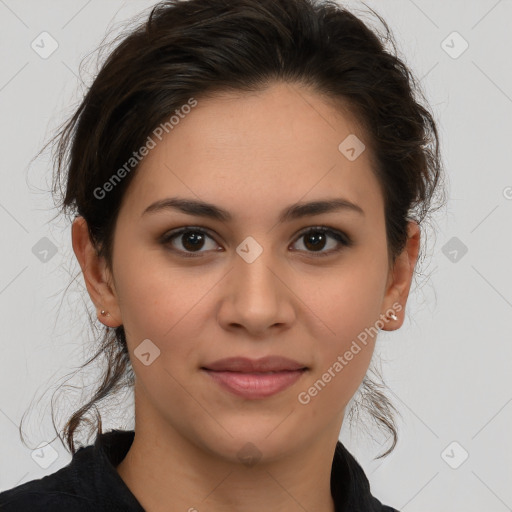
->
[22,0,446,459]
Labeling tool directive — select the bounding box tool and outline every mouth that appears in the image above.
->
[200,356,309,399]
[201,369,307,399]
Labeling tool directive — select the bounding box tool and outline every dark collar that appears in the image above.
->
[74,429,145,511]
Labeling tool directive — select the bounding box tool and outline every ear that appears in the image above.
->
[380,220,420,330]
[71,216,122,327]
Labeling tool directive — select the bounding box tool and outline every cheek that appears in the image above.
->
[113,263,209,416]
[291,260,386,412]
[297,310,377,422]
[113,234,190,325]
[113,250,219,366]
[293,255,387,342]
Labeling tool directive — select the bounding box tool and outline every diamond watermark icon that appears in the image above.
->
[338,134,365,161]
[441,441,469,469]
[32,237,58,263]
[31,441,59,469]
[236,236,263,264]
[31,31,59,59]
[441,236,468,263]
[441,31,468,59]
[237,442,262,467]
[134,338,161,366]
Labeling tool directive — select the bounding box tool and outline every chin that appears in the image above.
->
[197,423,302,466]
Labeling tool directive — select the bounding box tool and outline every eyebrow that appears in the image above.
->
[141,196,365,223]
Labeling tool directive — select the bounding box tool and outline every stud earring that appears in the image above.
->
[388,312,398,321]
[101,310,110,317]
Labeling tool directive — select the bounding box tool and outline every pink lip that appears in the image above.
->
[201,356,309,399]
[202,356,307,373]
[202,369,307,399]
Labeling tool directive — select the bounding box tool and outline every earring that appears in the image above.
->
[101,310,110,317]
[388,312,398,321]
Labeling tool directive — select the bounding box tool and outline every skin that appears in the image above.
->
[72,81,420,512]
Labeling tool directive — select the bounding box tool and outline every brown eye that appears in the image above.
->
[291,227,351,257]
[161,228,220,257]
[179,231,207,251]
[160,225,352,259]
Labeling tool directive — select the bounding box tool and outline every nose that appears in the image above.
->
[216,247,296,337]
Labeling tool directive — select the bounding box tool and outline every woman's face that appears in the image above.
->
[76,82,418,463]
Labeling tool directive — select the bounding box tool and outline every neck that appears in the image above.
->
[116,412,339,512]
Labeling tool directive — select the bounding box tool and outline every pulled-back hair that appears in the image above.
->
[23,0,445,459]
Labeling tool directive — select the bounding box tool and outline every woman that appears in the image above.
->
[0,0,444,510]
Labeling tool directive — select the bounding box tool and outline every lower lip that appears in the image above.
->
[202,369,307,399]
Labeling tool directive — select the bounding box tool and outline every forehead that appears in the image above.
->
[119,82,384,223]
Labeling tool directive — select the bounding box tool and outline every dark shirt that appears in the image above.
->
[0,429,400,511]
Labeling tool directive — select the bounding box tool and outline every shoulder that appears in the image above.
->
[0,430,141,512]
[370,495,401,511]
[0,470,93,511]
[0,491,91,511]
[367,494,401,512]
[332,441,401,512]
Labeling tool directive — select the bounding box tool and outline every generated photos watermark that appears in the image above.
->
[297,301,403,405]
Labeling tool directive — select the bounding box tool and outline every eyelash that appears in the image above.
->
[159,225,353,258]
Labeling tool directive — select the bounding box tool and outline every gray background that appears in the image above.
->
[1,1,511,510]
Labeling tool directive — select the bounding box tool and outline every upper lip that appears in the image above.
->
[202,356,308,373]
